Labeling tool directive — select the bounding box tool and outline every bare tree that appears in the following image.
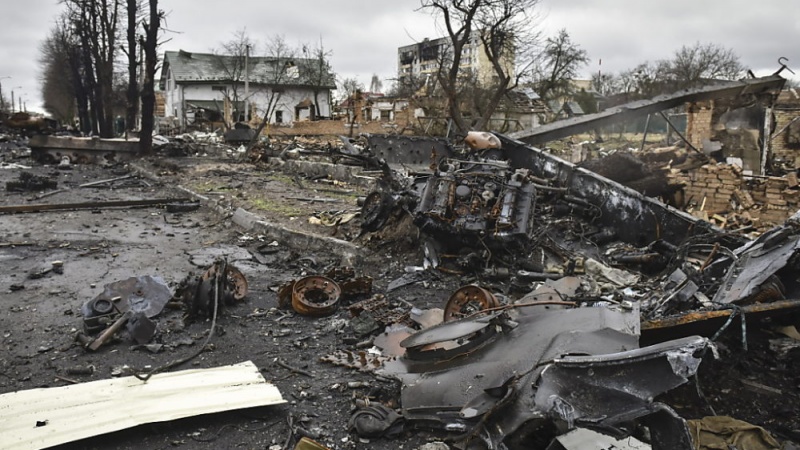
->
[138,0,161,154]
[62,0,122,137]
[123,0,141,131]
[40,18,79,125]
[531,29,588,103]
[246,35,298,150]
[590,72,618,97]
[420,0,542,134]
[302,38,334,119]
[661,42,745,89]
[603,43,746,99]
[211,29,255,129]
[339,77,364,137]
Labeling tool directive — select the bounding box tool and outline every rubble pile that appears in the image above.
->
[3,121,800,449]
[668,162,800,230]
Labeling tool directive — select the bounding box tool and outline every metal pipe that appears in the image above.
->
[658,111,704,157]
[640,114,651,151]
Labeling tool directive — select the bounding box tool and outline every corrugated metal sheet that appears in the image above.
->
[0,361,284,450]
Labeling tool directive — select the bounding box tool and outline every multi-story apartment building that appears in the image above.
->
[397,33,513,89]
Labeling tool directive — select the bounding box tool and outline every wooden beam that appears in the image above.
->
[0,198,192,214]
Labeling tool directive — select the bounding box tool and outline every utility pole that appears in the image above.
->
[11,86,21,114]
[244,44,250,123]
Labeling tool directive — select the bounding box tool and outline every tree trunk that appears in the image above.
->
[139,0,159,155]
[125,0,138,131]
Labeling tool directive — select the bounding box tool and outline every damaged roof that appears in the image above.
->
[160,50,336,89]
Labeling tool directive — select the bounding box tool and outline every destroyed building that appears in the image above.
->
[159,50,337,130]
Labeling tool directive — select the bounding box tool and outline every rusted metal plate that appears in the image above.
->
[29,135,141,164]
[364,134,454,166]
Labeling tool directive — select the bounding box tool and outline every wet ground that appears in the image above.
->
[1,148,799,449]
[0,154,455,450]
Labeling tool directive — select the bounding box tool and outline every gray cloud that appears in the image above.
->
[1,0,797,114]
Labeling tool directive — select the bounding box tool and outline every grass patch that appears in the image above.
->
[268,173,296,186]
[249,197,303,217]
[186,181,230,192]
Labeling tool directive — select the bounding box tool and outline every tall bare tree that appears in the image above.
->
[40,17,79,125]
[211,29,255,129]
[531,29,589,103]
[246,35,298,150]
[123,0,141,131]
[339,76,364,137]
[662,42,745,89]
[138,0,161,154]
[420,0,541,134]
[62,0,122,137]
[302,38,334,119]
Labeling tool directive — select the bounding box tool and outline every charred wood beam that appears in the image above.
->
[509,75,786,145]
[641,299,800,345]
[0,198,192,214]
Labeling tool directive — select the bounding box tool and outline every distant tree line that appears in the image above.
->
[590,42,746,103]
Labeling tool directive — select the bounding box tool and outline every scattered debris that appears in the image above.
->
[179,259,248,320]
[5,172,57,192]
[80,275,172,349]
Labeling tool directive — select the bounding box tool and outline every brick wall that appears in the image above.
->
[672,163,742,213]
[670,163,800,229]
[686,100,714,150]
[270,105,415,136]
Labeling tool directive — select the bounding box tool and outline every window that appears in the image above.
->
[275,110,283,124]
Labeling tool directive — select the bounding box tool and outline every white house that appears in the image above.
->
[160,50,336,130]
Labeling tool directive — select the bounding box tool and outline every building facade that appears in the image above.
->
[160,50,335,130]
[397,33,513,90]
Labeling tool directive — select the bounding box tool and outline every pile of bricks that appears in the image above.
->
[747,175,800,225]
[670,162,800,231]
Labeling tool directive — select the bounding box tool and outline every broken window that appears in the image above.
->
[275,110,283,124]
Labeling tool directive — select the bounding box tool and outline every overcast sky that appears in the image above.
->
[1,0,798,114]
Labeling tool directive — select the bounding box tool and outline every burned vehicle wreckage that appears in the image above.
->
[353,131,800,449]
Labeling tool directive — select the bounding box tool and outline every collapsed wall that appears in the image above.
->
[672,88,800,229]
[669,163,800,227]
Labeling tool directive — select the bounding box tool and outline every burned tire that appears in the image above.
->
[361,191,393,232]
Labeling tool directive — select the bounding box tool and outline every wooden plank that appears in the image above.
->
[0,198,192,214]
[0,361,284,450]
